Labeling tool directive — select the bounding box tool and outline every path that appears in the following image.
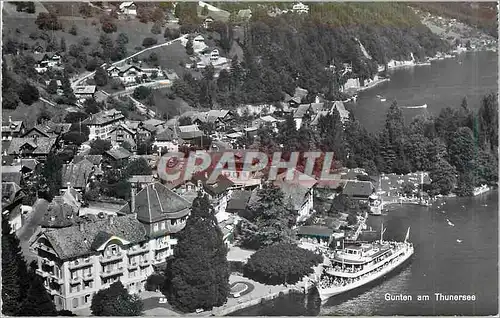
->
[40,96,56,107]
[128,95,156,118]
[71,35,188,88]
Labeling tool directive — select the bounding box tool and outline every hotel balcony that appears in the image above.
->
[155,242,170,251]
[139,259,150,267]
[100,266,125,279]
[49,289,60,296]
[69,276,82,285]
[127,245,149,256]
[128,262,139,270]
[99,253,123,263]
[35,268,50,278]
[69,258,93,270]
[82,272,94,281]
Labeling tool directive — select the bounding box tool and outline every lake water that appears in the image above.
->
[350,51,498,133]
[232,190,498,316]
[232,51,498,315]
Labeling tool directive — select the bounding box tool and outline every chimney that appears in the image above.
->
[109,216,114,225]
[130,183,136,214]
[67,182,71,191]
[79,222,84,232]
[8,116,12,124]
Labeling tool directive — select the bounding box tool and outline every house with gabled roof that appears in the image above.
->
[342,180,375,201]
[82,109,125,141]
[104,146,132,162]
[73,86,97,101]
[60,160,95,191]
[108,124,137,151]
[293,104,312,129]
[118,1,137,15]
[30,182,192,310]
[2,117,25,140]
[153,127,178,153]
[6,136,58,161]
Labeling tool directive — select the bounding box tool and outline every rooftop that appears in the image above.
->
[35,215,147,261]
[135,183,191,223]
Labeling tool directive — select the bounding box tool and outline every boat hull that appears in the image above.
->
[318,245,414,303]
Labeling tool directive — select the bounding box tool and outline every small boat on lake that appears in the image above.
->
[402,104,427,109]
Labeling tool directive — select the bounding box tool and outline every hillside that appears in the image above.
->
[408,2,498,37]
[168,3,450,110]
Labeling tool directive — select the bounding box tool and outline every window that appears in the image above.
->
[153,223,159,232]
[84,295,91,304]
[72,298,78,308]
[171,219,177,226]
[160,222,165,230]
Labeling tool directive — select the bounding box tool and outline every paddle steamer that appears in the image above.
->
[315,225,413,303]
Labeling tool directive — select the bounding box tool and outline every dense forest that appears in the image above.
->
[172,3,448,109]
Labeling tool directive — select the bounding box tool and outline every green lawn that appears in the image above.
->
[3,15,169,56]
[135,41,191,76]
[149,92,195,120]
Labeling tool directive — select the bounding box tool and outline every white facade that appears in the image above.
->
[153,140,179,153]
[292,2,309,14]
[32,232,180,311]
[297,188,314,223]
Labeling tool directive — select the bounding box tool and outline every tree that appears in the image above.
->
[101,20,117,33]
[237,183,296,249]
[94,66,109,86]
[39,153,63,200]
[35,12,62,30]
[185,39,194,55]
[133,86,152,100]
[401,182,415,196]
[89,139,112,155]
[19,82,40,105]
[60,37,67,52]
[125,158,152,176]
[18,275,57,316]
[164,27,180,40]
[2,216,29,316]
[151,22,162,34]
[117,33,129,46]
[448,127,475,173]
[142,37,158,48]
[63,131,88,146]
[84,98,101,115]
[428,158,457,196]
[243,243,323,285]
[47,79,58,94]
[91,281,143,316]
[164,193,230,312]
[201,5,209,16]
[69,24,78,35]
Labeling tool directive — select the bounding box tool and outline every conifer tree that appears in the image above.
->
[18,275,57,316]
[165,193,230,312]
[2,216,29,316]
